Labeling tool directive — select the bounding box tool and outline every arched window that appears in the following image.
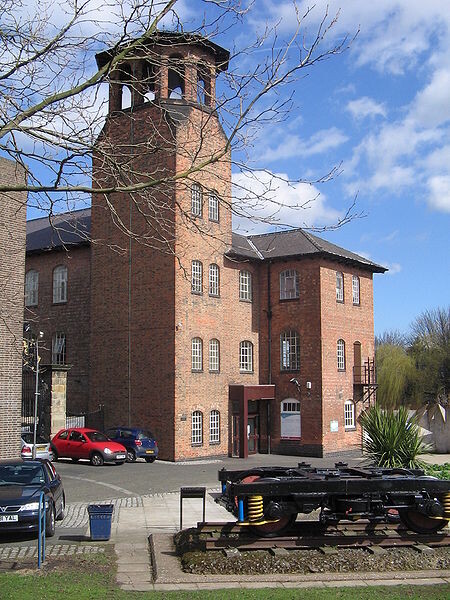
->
[239,340,253,372]
[352,275,360,305]
[191,260,203,294]
[52,332,66,365]
[280,269,299,300]
[210,410,220,443]
[336,271,344,302]
[191,338,203,371]
[239,270,252,301]
[337,339,346,371]
[209,264,220,296]
[280,399,301,438]
[209,339,220,372]
[25,270,39,306]
[168,55,185,99]
[53,265,67,303]
[280,331,300,371]
[208,191,219,222]
[191,183,203,217]
[344,400,356,429]
[191,411,203,445]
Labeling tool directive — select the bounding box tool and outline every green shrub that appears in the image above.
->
[423,463,450,479]
[358,405,431,468]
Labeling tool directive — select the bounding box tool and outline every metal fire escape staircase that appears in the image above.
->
[353,358,378,405]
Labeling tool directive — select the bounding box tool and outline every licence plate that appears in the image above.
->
[116,454,126,460]
[0,515,18,522]
[36,446,46,451]
[145,450,154,454]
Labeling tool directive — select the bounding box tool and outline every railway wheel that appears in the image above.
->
[399,509,449,534]
[238,475,297,538]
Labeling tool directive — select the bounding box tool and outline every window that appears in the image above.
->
[191,337,203,371]
[336,271,344,302]
[25,270,39,306]
[208,191,219,222]
[191,260,203,294]
[53,265,67,303]
[239,270,252,301]
[352,275,360,305]
[337,339,346,371]
[239,340,253,372]
[210,410,220,443]
[52,332,66,365]
[191,411,203,445]
[280,330,300,371]
[209,339,220,372]
[280,269,299,300]
[280,399,301,438]
[191,183,203,217]
[209,264,220,296]
[344,400,356,429]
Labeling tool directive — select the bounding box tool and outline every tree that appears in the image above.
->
[0,0,358,253]
[375,343,416,409]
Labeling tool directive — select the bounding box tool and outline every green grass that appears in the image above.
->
[424,463,450,479]
[0,572,448,600]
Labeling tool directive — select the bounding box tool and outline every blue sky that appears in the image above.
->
[19,0,449,336]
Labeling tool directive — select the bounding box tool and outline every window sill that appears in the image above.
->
[336,299,344,304]
[209,293,220,298]
[279,297,299,302]
[53,301,67,305]
[191,443,203,447]
[191,369,203,373]
[209,441,221,446]
[240,370,254,374]
[191,291,203,296]
[208,218,219,224]
[209,370,220,374]
[353,303,360,307]
[338,369,346,373]
[345,426,356,431]
[280,368,300,373]
[281,436,301,440]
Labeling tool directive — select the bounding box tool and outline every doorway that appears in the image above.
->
[247,415,259,454]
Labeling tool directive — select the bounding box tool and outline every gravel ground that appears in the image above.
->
[180,546,450,575]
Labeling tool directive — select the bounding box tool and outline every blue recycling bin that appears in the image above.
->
[87,504,114,541]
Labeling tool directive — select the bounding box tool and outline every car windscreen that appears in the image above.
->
[137,431,154,440]
[86,431,109,442]
[0,464,45,485]
[21,433,48,445]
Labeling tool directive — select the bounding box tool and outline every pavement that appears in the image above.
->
[1,452,449,591]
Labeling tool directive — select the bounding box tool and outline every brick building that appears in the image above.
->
[24,33,386,460]
[0,157,27,459]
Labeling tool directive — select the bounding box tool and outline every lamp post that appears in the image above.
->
[32,331,44,459]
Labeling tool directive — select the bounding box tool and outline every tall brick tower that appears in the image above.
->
[90,33,247,460]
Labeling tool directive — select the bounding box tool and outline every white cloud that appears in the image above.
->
[346,97,386,120]
[427,176,450,212]
[259,128,348,163]
[384,262,402,275]
[409,68,450,128]
[232,170,341,234]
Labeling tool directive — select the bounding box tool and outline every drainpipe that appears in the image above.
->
[267,261,272,453]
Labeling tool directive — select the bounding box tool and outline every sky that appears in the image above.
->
[15,0,449,337]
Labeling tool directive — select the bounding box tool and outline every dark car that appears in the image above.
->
[51,427,127,466]
[104,427,158,463]
[0,459,65,537]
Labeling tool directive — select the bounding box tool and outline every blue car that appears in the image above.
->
[105,427,158,463]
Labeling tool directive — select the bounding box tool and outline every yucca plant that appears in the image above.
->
[358,405,431,469]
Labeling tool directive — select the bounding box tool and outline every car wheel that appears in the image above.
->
[46,504,56,537]
[71,457,79,462]
[145,457,155,463]
[52,449,58,461]
[90,452,104,466]
[126,449,137,463]
[56,494,65,521]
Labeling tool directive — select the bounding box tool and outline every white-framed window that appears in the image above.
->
[280,399,301,438]
[52,332,66,365]
[191,337,203,371]
[191,183,203,217]
[208,191,219,222]
[239,270,252,301]
[280,269,299,300]
[53,265,67,303]
[239,340,253,372]
[191,260,203,294]
[209,263,220,296]
[336,271,344,302]
[25,270,39,306]
[191,410,203,445]
[210,410,220,443]
[280,330,300,371]
[352,275,360,305]
[337,339,346,371]
[209,338,220,372]
[344,400,356,429]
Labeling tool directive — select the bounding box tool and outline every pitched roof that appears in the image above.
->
[26,208,386,272]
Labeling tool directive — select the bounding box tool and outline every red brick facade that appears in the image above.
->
[23,33,384,460]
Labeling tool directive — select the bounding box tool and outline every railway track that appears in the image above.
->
[190,521,450,552]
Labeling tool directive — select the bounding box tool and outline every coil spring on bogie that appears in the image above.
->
[247,495,264,522]
[443,493,450,518]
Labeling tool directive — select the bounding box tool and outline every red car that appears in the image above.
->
[51,428,127,466]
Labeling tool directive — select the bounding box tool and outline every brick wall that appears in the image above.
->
[0,158,27,459]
